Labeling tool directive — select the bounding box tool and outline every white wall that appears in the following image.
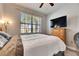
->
[3,4,21,36]
[47,4,79,47]
[0,4,3,19]
[0,4,4,29]
[14,4,47,34]
[40,15,48,34]
[0,4,47,36]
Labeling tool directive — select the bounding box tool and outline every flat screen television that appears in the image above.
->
[50,16,67,28]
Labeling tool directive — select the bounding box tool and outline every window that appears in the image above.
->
[20,12,41,34]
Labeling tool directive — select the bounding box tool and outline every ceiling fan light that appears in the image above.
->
[49,3,54,6]
[39,3,44,8]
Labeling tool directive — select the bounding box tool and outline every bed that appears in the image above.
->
[21,34,66,56]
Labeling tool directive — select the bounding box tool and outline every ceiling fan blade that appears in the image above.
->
[49,3,54,6]
[39,3,44,8]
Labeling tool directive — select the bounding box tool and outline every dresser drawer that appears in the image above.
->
[51,28,66,43]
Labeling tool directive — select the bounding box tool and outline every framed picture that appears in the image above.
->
[74,32,79,48]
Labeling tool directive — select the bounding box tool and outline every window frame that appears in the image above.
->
[20,12,41,34]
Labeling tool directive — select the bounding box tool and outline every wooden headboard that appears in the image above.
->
[0,35,23,56]
[0,26,2,31]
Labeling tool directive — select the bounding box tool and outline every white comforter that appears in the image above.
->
[21,34,66,56]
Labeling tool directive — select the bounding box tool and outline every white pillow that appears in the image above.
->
[0,31,11,40]
[0,31,12,48]
[0,35,8,48]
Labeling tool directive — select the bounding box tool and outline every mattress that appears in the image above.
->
[21,34,66,56]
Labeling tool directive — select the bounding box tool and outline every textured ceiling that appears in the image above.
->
[16,3,66,15]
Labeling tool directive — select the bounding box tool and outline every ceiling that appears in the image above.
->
[16,3,65,15]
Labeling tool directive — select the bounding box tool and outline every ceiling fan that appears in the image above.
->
[39,3,54,8]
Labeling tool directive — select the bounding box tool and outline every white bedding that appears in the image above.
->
[21,34,66,56]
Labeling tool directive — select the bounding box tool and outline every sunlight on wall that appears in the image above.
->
[0,17,13,32]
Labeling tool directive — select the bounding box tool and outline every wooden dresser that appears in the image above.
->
[51,28,66,43]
